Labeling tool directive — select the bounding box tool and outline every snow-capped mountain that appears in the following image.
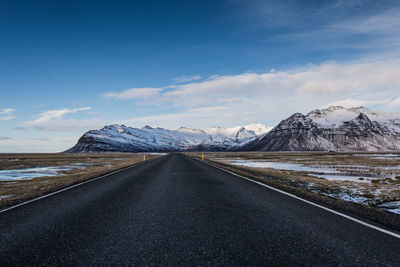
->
[66,106,400,153]
[307,106,400,132]
[245,106,400,152]
[66,124,272,153]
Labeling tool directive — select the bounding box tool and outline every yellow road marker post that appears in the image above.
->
[202,153,204,160]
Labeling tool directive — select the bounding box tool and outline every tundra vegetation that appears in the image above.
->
[0,153,163,209]
[189,152,400,215]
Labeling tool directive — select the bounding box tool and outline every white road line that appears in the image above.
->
[196,158,400,239]
[0,157,161,214]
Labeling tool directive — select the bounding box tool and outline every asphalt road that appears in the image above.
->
[0,153,399,266]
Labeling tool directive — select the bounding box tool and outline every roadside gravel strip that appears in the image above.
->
[1,153,399,265]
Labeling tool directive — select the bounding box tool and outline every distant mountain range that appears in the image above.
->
[65,123,273,153]
[66,106,400,152]
[244,106,400,152]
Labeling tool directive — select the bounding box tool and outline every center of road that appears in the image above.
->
[0,153,399,265]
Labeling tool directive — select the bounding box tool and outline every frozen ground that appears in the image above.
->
[221,159,392,183]
[0,195,12,201]
[0,153,163,208]
[0,163,93,181]
[206,152,400,215]
[377,201,400,214]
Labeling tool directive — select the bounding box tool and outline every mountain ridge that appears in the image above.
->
[245,106,400,152]
[66,106,400,153]
[65,124,272,153]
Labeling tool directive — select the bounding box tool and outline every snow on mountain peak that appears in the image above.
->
[306,106,400,133]
[244,123,273,135]
[67,123,273,153]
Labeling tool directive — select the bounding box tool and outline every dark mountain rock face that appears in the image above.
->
[244,108,400,152]
[65,124,266,153]
[244,113,335,151]
[66,107,400,153]
[324,113,399,151]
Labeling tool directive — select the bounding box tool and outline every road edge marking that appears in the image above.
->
[194,158,400,239]
[0,156,164,214]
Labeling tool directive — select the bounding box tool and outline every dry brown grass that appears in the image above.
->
[0,153,164,209]
[188,152,400,206]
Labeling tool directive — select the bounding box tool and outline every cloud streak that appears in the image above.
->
[103,57,400,128]
[173,75,202,84]
[0,108,16,121]
[23,107,99,132]
[102,88,162,100]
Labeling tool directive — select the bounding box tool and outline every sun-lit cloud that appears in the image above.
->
[22,107,104,132]
[26,107,91,124]
[103,57,400,128]
[388,97,400,107]
[323,98,391,109]
[115,58,400,107]
[0,108,16,121]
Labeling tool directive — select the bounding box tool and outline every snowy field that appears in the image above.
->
[194,152,400,215]
[0,163,94,181]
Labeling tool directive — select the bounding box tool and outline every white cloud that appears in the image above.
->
[323,98,391,109]
[102,87,162,99]
[0,136,82,153]
[23,107,100,132]
[389,97,400,107]
[34,137,50,142]
[163,58,400,106]
[276,7,400,53]
[13,126,27,131]
[173,75,202,83]
[108,57,400,128]
[0,108,16,121]
[0,108,15,115]
[26,107,91,124]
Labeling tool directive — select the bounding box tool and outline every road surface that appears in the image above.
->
[0,153,399,265]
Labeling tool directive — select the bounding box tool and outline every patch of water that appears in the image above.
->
[0,163,93,181]
[322,192,371,204]
[222,159,392,183]
[0,195,13,201]
[352,153,400,158]
[377,201,400,215]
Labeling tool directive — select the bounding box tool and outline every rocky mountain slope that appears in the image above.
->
[66,106,400,153]
[66,124,272,153]
[245,106,400,152]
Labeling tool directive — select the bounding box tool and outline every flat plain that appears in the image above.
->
[189,151,400,216]
[0,153,163,209]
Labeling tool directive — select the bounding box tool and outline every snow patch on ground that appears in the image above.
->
[0,195,13,201]
[0,163,94,181]
[138,152,167,155]
[377,201,400,214]
[221,159,389,183]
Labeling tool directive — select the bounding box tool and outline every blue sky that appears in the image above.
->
[1,0,400,152]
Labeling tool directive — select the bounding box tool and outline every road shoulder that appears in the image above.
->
[194,156,400,233]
